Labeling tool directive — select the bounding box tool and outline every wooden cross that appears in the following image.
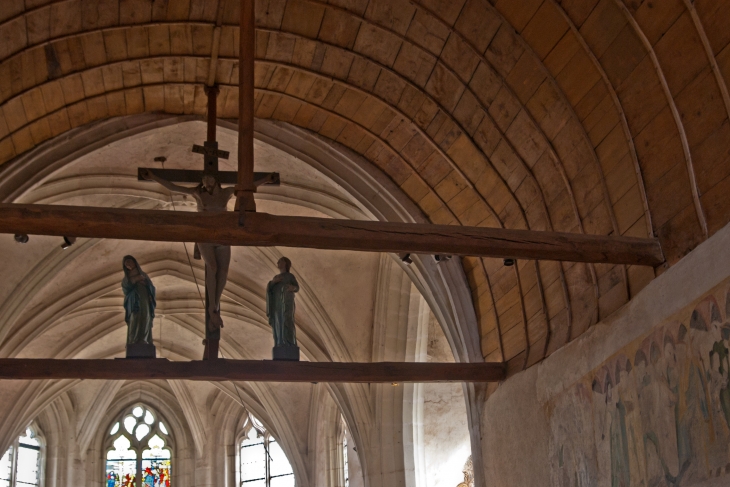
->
[136,86,280,196]
[136,85,279,360]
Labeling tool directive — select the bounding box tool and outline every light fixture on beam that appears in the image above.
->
[61,236,76,249]
[14,234,28,244]
[503,258,515,267]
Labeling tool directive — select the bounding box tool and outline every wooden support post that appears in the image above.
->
[0,359,506,383]
[205,85,219,144]
[201,84,223,358]
[236,0,256,215]
[0,204,665,266]
[202,309,221,360]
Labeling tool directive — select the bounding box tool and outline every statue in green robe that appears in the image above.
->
[266,257,299,348]
[122,256,156,348]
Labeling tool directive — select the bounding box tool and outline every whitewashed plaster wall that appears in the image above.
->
[423,315,471,487]
[480,221,730,487]
[0,117,478,487]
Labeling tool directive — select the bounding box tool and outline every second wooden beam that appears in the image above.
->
[0,359,506,383]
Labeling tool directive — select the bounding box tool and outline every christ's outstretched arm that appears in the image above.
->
[141,169,197,196]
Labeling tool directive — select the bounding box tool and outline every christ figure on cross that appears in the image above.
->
[141,169,234,331]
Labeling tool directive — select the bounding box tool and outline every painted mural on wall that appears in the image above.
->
[549,281,730,487]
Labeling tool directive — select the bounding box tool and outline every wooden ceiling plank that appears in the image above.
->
[0,358,506,383]
[0,203,664,266]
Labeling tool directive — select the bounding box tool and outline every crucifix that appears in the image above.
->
[137,87,279,190]
[138,5,279,361]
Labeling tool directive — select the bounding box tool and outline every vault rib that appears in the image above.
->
[612,0,708,239]
[682,0,730,124]
[412,0,600,329]
[546,0,647,303]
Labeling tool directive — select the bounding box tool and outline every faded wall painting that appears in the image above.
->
[549,281,730,486]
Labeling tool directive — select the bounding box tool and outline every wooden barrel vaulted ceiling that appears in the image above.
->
[1,0,729,376]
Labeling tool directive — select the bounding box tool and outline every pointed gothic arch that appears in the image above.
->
[104,404,173,487]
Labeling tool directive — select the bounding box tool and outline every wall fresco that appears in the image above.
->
[549,282,730,486]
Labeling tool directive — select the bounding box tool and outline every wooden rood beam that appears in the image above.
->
[0,359,506,383]
[0,204,664,265]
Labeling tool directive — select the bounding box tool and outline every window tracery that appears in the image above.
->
[105,405,171,487]
[239,414,294,487]
[342,431,349,487]
[0,427,42,487]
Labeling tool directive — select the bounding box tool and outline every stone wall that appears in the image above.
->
[481,222,730,487]
[423,316,471,487]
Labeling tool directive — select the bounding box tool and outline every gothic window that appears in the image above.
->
[342,432,349,487]
[239,414,294,487]
[0,427,42,487]
[337,417,351,487]
[105,405,171,487]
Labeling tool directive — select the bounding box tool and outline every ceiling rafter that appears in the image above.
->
[681,0,730,122]
[481,1,624,329]
[612,0,708,238]
[547,0,655,241]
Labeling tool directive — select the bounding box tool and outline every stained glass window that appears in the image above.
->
[0,427,42,487]
[239,414,294,487]
[106,405,171,487]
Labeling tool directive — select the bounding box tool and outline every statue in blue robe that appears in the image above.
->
[266,257,299,347]
[122,255,156,346]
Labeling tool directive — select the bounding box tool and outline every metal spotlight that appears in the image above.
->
[61,236,77,249]
[434,254,452,263]
[503,258,515,267]
[399,253,413,265]
[14,234,29,244]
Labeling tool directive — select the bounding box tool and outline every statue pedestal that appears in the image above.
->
[126,343,156,359]
[273,345,300,361]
